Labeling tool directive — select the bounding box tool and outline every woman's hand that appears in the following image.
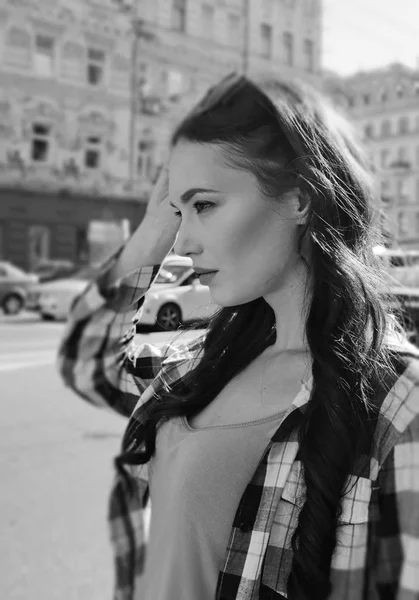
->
[107,164,180,283]
[143,164,180,243]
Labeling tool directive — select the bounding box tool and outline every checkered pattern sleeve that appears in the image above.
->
[57,249,178,418]
[377,386,419,598]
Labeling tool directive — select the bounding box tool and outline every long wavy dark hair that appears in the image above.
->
[118,74,407,598]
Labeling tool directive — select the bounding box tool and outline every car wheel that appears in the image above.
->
[156,303,182,331]
[41,313,55,322]
[2,294,24,315]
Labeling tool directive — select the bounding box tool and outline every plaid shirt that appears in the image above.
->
[58,251,419,600]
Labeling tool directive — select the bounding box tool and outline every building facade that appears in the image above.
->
[0,0,322,269]
[324,63,419,248]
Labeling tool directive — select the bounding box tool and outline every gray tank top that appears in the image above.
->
[141,410,286,600]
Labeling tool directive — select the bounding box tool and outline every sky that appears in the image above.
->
[322,0,419,75]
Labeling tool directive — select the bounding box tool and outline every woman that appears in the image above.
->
[58,73,419,600]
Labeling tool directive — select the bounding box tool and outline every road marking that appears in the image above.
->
[0,349,57,360]
[0,349,56,372]
[0,358,55,372]
[0,345,59,359]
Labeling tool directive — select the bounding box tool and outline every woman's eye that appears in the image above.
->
[193,201,213,214]
[173,201,213,218]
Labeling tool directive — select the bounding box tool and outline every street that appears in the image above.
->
[0,312,202,600]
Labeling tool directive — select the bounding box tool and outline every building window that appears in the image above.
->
[84,136,101,169]
[398,116,409,134]
[381,179,390,198]
[363,93,370,105]
[137,139,154,179]
[371,152,376,167]
[76,227,89,264]
[172,0,187,32]
[283,32,293,66]
[228,13,240,44]
[396,178,408,201]
[379,89,388,102]
[31,123,51,162]
[28,225,50,269]
[137,154,153,179]
[201,3,214,39]
[398,212,409,236]
[260,24,272,58]
[381,120,391,137]
[303,39,314,72]
[4,27,31,68]
[34,34,55,77]
[61,41,84,81]
[167,69,184,100]
[87,48,106,85]
[397,147,407,162]
[137,62,151,96]
[380,149,390,168]
[364,123,373,139]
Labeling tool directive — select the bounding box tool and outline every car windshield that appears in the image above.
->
[35,266,53,274]
[155,265,190,284]
[35,262,74,273]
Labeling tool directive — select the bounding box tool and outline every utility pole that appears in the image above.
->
[128,8,140,192]
[242,0,250,75]
[114,0,154,193]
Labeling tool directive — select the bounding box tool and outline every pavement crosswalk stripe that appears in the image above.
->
[1,340,60,349]
[0,348,57,374]
[0,350,57,361]
[0,358,55,372]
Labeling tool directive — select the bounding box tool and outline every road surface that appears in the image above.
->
[0,312,202,600]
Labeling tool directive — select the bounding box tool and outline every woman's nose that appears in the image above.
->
[173,221,202,257]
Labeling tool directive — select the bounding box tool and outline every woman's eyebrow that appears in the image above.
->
[169,187,220,208]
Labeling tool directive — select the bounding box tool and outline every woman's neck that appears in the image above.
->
[263,260,311,354]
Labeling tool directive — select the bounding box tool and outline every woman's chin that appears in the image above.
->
[209,289,256,309]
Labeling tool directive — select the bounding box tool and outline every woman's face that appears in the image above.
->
[168,140,305,307]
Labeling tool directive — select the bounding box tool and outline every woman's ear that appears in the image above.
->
[296,187,310,225]
[287,186,310,224]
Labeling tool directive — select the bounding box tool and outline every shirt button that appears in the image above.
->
[239,520,252,533]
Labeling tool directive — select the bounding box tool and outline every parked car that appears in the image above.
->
[37,265,100,321]
[26,260,79,310]
[139,256,219,331]
[36,253,219,328]
[0,261,39,315]
[31,259,78,283]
